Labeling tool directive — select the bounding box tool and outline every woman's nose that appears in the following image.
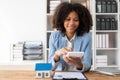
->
[69,20,74,25]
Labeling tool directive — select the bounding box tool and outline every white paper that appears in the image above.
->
[53,71,86,79]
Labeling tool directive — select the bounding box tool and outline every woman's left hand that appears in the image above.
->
[63,55,83,69]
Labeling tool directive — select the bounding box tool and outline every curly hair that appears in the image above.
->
[52,2,93,36]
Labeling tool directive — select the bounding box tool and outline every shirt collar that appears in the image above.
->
[66,33,76,42]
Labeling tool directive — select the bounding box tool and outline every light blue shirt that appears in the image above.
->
[48,31,92,72]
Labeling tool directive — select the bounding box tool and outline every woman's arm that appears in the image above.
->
[48,32,72,70]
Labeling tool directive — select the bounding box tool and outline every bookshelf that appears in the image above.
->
[93,0,120,69]
[46,0,120,70]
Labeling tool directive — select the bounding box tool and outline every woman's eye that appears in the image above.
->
[65,18,79,22]
[65,18,70,21]
[74,19,79,21]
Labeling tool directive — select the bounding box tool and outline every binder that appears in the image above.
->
[105,18,110,30]
[111,18,117,30]
[96,18,101,30]
[96,0,102,13]
[106,1,111,13]
[101,18,106,30]
[111,0,117,13]
[101,0,106,13]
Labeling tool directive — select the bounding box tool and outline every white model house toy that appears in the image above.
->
[35,63,52,78]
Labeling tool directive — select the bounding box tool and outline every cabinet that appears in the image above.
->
[46,0,120,70]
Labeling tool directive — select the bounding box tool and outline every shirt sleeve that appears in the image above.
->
[48,32,63,70]
[81,34,92,72]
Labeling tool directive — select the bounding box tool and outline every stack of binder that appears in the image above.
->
[96,17,117,30]
[23,41,43,60]
[96,0,117,13]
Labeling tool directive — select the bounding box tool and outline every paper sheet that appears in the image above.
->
[53,71,86,80]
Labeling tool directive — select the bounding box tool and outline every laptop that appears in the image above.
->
[95,67,120,76]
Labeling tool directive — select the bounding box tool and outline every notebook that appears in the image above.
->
[95,67,120,76]
[52,71,87,80]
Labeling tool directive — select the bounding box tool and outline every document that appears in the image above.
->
[53,71,87,80]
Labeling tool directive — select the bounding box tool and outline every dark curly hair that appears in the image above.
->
[52,2,93,36]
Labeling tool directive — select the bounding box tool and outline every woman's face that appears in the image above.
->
[64,11,79,34]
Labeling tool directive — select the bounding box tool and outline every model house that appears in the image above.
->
[35,63,52,78]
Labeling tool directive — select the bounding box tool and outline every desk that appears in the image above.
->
[0,70,120,80]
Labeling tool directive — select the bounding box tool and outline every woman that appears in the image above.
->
[48,2,93,72]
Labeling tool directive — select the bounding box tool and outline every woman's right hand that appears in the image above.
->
[54,47,72,62]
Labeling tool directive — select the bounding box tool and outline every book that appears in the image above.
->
[105,34,109,48]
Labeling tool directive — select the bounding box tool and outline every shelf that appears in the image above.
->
[96,48,118,50]
[96,65,120,68]
[96,13,118,15]
[96,30,118,32]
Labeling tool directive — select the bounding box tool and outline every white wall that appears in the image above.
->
[0,0,46,64]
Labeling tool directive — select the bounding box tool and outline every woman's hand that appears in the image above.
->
[63,55,83,69]
[54,47,72,62]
